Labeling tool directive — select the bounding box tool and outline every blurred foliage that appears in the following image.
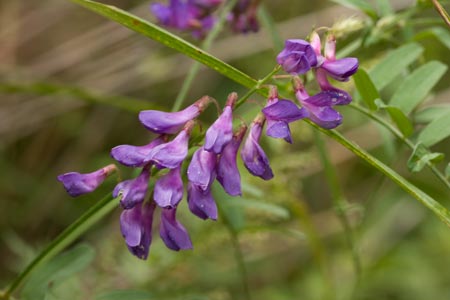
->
[1,0,450,300]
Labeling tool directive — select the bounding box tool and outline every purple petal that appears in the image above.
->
[145,130,190,169]
[304,105,343,129]
[150,3,172,25]
[111,137,165,167]
[217,126,246,196]
[266,120,292,143]
[114,168,151,209]
[160,208,193,251]
[120,202,155,260]
[204,106,233,153]
[57,165,115,197]
[187,147,217,191]
[187,182,218,220]
[321,57,359,81]
[262,99,307,122]
[240,121,274,180]
[153,166,184,208]
[302,90,352,107]
[276,39,318,74]
[139,104,199,134]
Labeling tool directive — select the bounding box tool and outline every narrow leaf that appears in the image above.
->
[407,143,444,173]
[69,0,257,90]
[21,244,95,300]
[414,105,450,123]
[418,111,450,147]
[369,43,423,90]
[390,61,447,114]
[353,68,379,110]
[446,163,450,180]
[414,27,450,50]
[229,198,290,220]
[375,99,414,137]
[330,0,377,19]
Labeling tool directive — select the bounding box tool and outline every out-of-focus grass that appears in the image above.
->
[0,0,449,299]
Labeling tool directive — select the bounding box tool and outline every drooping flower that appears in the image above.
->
[111,136,166,167]
[187,146,217,191]
[240,114,274,180]
[217,125,247,196]
[293,77,343,129]
[262,86,307,143]
[228,0,260,33]
[57,164,116,197]
[160,207,193,251]
[276,39,318,75]
[139,96,210,134]
[153,165,184,208]
[113,167,151,209]
[204,93,236,153]
[120,202,155,260]
[187,182,218,220]
[144,120,195,169]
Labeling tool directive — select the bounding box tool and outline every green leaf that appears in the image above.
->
[407,143,444,173]
[375,99,414,137]
[418,111,450,147]
[21,244,95,300]
[229,198,290,220]
[414,27,450,50]
[390,61,447,114]
[330,0,377,19]
[376,0,393,16]
[96,290,154,300]
[414,105,450,123]
[69,0,257,90]
[446,163,450,180]
[353,68,380,110]
[369,43,423,90]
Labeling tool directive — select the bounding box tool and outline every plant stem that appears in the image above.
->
[431,0,450,27]
[2,193,117,299]
[171,0,238,112]
[313,132,362,279]
[229,229,252,300]
[348,103,450,191]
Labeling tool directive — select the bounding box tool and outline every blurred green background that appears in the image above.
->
[0,0,450,299]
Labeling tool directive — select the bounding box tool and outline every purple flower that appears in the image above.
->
[217,125,246,196]
[151,0,190,29]
[160,207,193,251]
[228,0,260,33]
[294,79,343,129]
[120,202,155,260]
[240,115,274,180]
[111,136,166,167]
[139,96,209,134]
[57,164,116,197]
[321,58,359,82]
[187,182,218,220]
[277,39,318,75]
[204,93,236,153]
[262,87,307,143]
[153,165,184,208]
[145,121,194,169]
[187,146,217,191]
[113,167,151,209]
[189,0,222,10]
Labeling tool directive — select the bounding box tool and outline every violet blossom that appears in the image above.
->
[277,39,318,75]
[187,146,217,191]
[160,207,193,251]
[153,165,184,208]
[228,0,260,33]
[113,167,151,209]
[111,136,166,167]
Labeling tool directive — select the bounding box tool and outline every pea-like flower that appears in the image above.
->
[139,96,209,134]
[120,202,155,260]
[217,125,247,196]
[204,93,236,153]
[187,146,217,191]
[57,164,116,197]
[262,86,307,143]
[241,114,274,180]
[153,165,184,208]
[110,136,166,167]
[228,0,260,33]
[187,182,218,220]
[277,39,318,75]
[160,207,193,251]
[113,167,151,209]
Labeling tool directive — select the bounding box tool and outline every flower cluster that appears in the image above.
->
[57,33,358,260]
[150,0,262,38]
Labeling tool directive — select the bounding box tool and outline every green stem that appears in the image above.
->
[313,132,362,279]
[229,230,252,300]
[2,193,117,299]
[349,103,450,191]
[431,0,450,27]
[171,0,238,112]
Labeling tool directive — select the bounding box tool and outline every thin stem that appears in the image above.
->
[171,0,238,112]
[229,230,251,300]
[2,193,117,299]
[348,103,450,191]
[431,0,450,27]
[313,132,362,280]
[235,65,281,109]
